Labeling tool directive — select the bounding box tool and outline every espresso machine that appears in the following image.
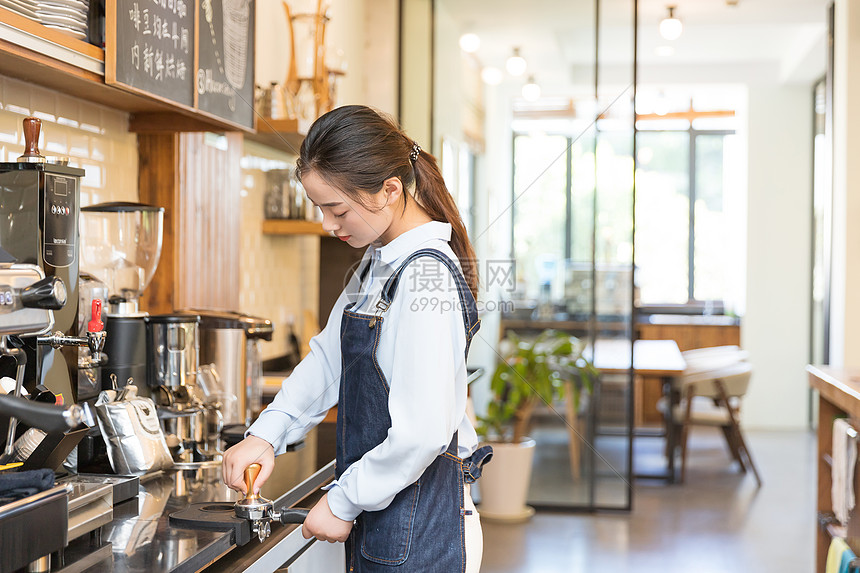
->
[0,264,100,462]
[0,262,105,573]
[0,119,114,570]
[0,117,106,406]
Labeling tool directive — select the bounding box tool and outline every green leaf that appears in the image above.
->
[483,328,597,442]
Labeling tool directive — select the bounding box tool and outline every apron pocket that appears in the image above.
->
[360,481,421,565]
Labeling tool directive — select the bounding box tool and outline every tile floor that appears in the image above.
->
[480,427,816,573]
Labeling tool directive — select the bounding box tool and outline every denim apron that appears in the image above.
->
[336,248,493,572]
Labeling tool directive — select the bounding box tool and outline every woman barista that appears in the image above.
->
[222,105,492,572]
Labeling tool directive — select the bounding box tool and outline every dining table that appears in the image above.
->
[587,338,687,482]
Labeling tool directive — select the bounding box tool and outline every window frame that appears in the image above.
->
[636,126,736,305]
[511,126,737,307]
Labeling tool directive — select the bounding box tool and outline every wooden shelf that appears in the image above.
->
[0,7,252,133]
[0,9,317,140]
[0,7,104,63]
[245,118,306,154]
[262,219,329,236]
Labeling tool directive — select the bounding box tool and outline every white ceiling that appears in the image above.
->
[437,0,829,90]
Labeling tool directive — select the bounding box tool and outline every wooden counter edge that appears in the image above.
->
[808,365,860,419]
[807,364,860,573]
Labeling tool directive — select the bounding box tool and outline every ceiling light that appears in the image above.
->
[481,66,503,85]
[506,47,527,77]
[659,6,683,41]
[655,45,675,57]
[522,76,541,101]
[459,32,480,53]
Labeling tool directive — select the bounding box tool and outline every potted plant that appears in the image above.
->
[476,329,598,521]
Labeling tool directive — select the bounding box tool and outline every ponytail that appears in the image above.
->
[410,150,478,299]
[298,105,479,299]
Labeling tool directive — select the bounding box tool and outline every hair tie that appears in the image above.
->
[409,143,421,163]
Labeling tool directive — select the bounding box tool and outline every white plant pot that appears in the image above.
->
[476,438,536,523]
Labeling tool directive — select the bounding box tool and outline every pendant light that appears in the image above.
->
[459,32,480,53]
[659,6,683,41]
[506,47,527,77]
[522,76,541,101]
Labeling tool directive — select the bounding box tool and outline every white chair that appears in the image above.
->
[664,359,761,486]
[681,345,750,373]
[681,345,743,360]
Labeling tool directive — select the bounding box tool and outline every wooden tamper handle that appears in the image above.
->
[19,117,45,163]
[244,463,262,502]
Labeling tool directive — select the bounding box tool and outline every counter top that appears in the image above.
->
[807,364,860,419]
[807,364,860,573]
[56,460,334,573]
[641,314,740,326]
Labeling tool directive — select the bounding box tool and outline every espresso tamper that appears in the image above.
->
[234,463,309,542]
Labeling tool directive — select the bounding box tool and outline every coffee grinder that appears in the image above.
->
[0,117,105,404]
[79,202,164,392]
[146,313,215,463]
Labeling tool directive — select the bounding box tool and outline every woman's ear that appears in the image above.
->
[381,176,404,206]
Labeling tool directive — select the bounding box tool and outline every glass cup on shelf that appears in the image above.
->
[264,180,286,219]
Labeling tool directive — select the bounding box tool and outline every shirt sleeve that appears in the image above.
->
[246,255,368,455]
[324,261,467,521]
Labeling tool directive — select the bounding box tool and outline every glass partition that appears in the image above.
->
[589,0,636,509]
[433,0,636,510]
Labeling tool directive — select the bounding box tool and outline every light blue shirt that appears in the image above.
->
[247,221,479,521]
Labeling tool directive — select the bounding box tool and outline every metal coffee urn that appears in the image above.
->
[179,310,273,432]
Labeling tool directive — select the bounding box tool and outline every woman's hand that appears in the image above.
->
[221,435,275,495]
[301,493,354,543]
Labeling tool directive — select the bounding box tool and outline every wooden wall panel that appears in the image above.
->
[176,132,242,311]
[139,131,243,314]
[138,133,179,315]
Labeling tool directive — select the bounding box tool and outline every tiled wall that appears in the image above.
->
[240,141,320,361]
[0,75,139,206]
[0,74,317,361]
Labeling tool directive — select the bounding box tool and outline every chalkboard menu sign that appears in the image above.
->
[196,0,255,129]
[106,0,195,109]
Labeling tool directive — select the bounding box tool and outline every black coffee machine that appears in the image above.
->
[0,117,99,404]
[0,117,107,469]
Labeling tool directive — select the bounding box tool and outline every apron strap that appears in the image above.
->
[379,248,480,352]
[462,445,494,484]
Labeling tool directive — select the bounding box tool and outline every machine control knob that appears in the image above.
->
[20,276,66,310]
